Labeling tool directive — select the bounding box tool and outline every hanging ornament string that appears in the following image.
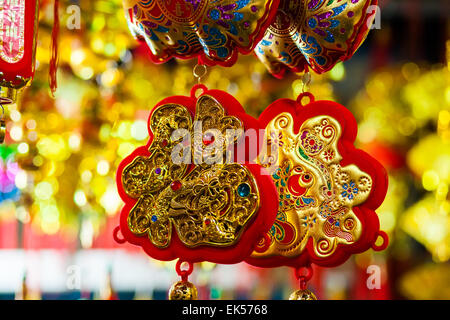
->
[49,0,60,96]
[0,103,6,144]
[169,260,197,300]
[290,265,317,300]
[175,260,194,282]
[301,72,311,94]
[295,265,313,291]
[297,71,315,106]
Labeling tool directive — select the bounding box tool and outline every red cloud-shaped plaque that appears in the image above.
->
[246,93,388,269]
[115,85,278,264]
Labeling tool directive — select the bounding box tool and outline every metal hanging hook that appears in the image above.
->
[193,63,207,84]
[302,71,311,93]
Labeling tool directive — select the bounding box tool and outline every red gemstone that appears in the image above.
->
[309,139,315,146]
[170,180,182,191]
[202,133,215,146]
[161,139,168,147]
[205,219,211,225]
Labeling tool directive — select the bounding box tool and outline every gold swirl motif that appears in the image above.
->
[316,238,335,256]
[122,95,260,249]
[273,113,291,130]
[252,114,371,260]
[321,125,335,139]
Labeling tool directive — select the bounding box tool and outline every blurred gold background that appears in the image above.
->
[0,0,448,300]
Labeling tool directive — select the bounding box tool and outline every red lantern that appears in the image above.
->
[0,0,39,104]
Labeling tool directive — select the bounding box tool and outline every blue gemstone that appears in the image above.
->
[155,168,161,175]
[210,9,220,21]
[237,183,250,197]
[151,215,157,222]
[308,18,317,28]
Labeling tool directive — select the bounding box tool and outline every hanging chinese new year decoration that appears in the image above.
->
[123,0,280,67]
[116,0,387,301]
[255,0,378,78]
[114,83,279,299]
[0,0,39,104]
[246,90,389,299]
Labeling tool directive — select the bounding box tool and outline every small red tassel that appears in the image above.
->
[49,0,60,96]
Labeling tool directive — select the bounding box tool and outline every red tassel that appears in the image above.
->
[49,0,60,96]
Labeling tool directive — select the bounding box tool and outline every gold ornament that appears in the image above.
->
[289,289,317,301]
[124,0,278,65]
[255,0,377,75]
[168,280,198,300]
[122,95,261,248]
[252,113,371,259]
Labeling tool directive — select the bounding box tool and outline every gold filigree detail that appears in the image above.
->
[122,104,191,198]
[122,95,260,249]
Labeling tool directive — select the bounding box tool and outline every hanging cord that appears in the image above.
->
[0,103,5,144]
[297,72,315,106]
[301,71,311,93]
[295,265,313,291]
[49,0,60,97]
[176,260,194,282]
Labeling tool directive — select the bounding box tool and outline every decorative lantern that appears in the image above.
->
[123,0,280,67]
[0,0,39,104]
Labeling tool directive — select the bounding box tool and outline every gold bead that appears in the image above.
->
[168,280,198,300]
[289,289,317,300]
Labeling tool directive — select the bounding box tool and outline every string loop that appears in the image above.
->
[295,265,313,290]
[176,260,194,282]
[372,230,389,251]
[113,226,126,244]
[302,72,311,93]
[0,103,6,144]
